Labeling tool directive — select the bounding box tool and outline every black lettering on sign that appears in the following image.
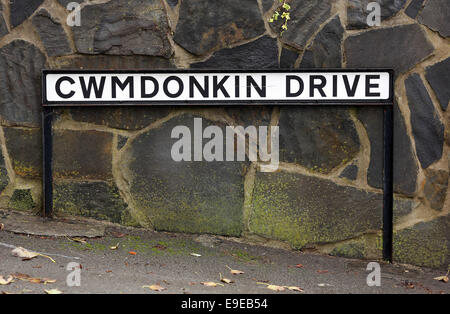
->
[247,76,266,98]
[286,75,304,97]
[213,76,230,98]
[79,76,106,99]
[112,76,134,99]
[189,76,209,98]
[164,76,184,98]
[343,75,360,97]
[55,76,75,99]
[366,75,381,97]
[141,76,159,98]
[310,75,326,97]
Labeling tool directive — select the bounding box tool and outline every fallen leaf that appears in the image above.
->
[190,253,201,257]
[286,286,304,292]
[110,243,120,250]
[295,264,304,268]
[128,251,137,255]
[0,223,4,230]
[11,247,55,263]
[226,265,244,275]
[317,270,329,274]
[434,274,449,283]
[0,275,14,285]
[219,273,234,284]
[12,247,38,260]
[201,282,223,287]
[221,278,234,284]
[69,237,87,244]
[12,273,56,284]
[44,289,62,294]
[142,284,166,292]
[267,284,285,292]
[2,291,14,294]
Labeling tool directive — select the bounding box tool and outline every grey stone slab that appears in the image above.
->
[425,57,450,111]
[191,36,278,69]
[418,0,450,37]
[174,0,265,56]
[405,73,444,169]
[345,24,434,75]
[73,0,172,57]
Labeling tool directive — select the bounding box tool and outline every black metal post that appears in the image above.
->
[382,105,394,262]
[42,107,53,218]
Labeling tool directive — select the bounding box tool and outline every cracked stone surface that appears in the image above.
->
[73,0,173,57]
[0,40,47,126]
[174,0,265,56]
[279,107,360,174]
[271,0,332,50]
[299,16,344,68]
[405,73,444,169]
[418,0,450,37]
[345,24,434,75]
[32,9,71,57]
[10,0,44,28]
[191,36,278,69]
[425,57,450,111]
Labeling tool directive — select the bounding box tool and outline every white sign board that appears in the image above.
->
[43,70,393,105]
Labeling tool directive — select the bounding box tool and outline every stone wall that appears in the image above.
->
[0,0,448,268]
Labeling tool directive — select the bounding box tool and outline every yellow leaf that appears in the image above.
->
[219,274,234,284]
[0,275,14,285]
[44,289,62,294]
[201,282,223,287]
[71,237,87,244]
[0,223,4,230]
[226,265,244,275]
[142,284,166,292]
[11,247,38,260]
[11,247,55,263]
[110,243,120,250]
[267,284,285,292]
[434,276,449,283]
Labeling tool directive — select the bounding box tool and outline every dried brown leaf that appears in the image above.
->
[267,284,285,292]
[12,247,38,260]
[44,289,62,294]
[12,273,55,284]
[0,275,14,285]
[226,265,244,275]
[142,284,166,292]
[434,275,449,283]
[201,281,223,287]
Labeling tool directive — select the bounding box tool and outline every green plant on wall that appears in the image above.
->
[269,0,291,36]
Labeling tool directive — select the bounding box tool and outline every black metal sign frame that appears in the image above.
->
[41,69,394,262]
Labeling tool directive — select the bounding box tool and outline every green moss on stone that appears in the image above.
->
[393,216,449,269]
[9,189,36,212]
